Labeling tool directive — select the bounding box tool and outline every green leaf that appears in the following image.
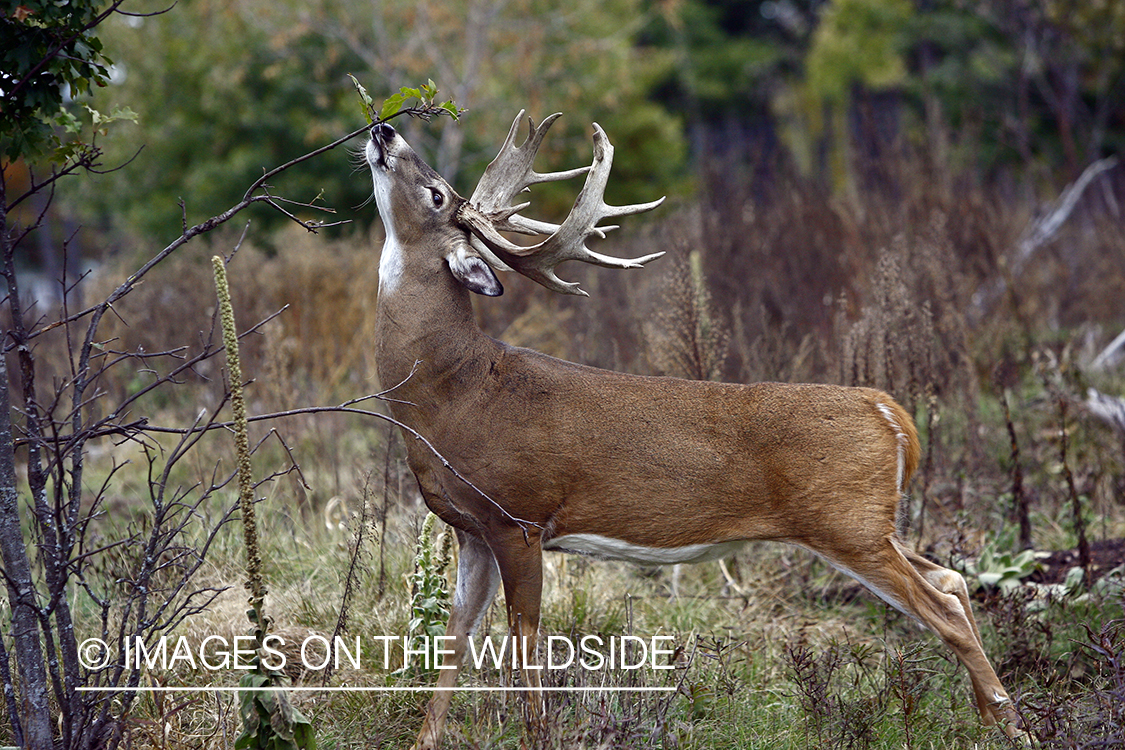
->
[440,101,461,120]
[54,109,81,134]
[293,721,317,749]
[379,93,405,121]
[83,104,139,134]
[977,572,1003,587]
[111,105,139,124]
[258,689,278,716]
[237,695,257,729]
[233,729,258,750]
[1063,565,1086,592]
[348,74,375,124]
[240,672,271,689]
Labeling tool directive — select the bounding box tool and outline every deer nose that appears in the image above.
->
[373,122,395,140]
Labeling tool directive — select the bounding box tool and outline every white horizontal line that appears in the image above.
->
[78,686,676,693]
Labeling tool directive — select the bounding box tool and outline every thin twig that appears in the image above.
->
[143,400,543,536]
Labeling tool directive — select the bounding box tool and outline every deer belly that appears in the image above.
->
[542,533,743,564]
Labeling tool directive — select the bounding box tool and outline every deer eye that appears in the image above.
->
[430,188,444,208]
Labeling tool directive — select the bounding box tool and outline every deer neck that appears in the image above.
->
[374,242,497,406]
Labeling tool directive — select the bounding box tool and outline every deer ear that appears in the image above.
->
[447,241,503,297]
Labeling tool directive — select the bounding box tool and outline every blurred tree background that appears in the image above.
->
[6,4,1125,745]
[15,0,1118,397]
[58,0,686,240]
[38,0,1121,250]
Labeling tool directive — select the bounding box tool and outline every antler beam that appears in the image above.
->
[457,112,665,295]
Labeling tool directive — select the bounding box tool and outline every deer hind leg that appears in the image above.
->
[413,529,501,750]
[896,544,1024,735]
[816,537,1022,737]
[900,548,984,653]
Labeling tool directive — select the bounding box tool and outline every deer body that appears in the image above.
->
[381,318,911,556]
[365,114,1021,749]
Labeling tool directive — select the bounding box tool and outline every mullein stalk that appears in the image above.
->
[212,255,268,635]
[215,256,316,748]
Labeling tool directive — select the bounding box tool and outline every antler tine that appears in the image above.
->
[458,115,664,296]
[502,123,664,295]
[469,110,590,215]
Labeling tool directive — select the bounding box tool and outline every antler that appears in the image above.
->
[457,111,665,295]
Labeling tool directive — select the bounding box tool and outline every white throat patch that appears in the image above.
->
[370,150,403,296]
[378,232,403,296]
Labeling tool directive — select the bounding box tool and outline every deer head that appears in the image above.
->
[367,111,665,301]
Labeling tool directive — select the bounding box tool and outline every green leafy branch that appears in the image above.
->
[1,0,123,160]
[347,76,465,126]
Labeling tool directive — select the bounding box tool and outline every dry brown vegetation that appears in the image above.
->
[16,144,1125,748]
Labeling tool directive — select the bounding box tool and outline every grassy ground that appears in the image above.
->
[14,146,1125,748]
[108,474,1122,749]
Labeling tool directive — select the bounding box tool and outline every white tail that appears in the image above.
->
[364,113,1022,748]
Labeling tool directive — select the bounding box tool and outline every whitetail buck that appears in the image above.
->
[365,112,1022,748]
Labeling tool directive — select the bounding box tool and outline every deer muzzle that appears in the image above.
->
[367,123,397,170]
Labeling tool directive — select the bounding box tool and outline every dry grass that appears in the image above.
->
[105,484,1125,749]
[27,142,1125,749]
[84,224,384,409]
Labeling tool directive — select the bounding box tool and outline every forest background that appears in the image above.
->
[3,0,1125,747]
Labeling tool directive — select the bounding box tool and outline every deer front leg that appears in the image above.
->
[490,526,546,741]
[413,530,500,750]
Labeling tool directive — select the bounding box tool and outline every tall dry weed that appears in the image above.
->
[645,244,729,381]
[86,226,383,407]
[838,243,938,403]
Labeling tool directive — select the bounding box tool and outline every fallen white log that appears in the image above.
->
[970,156,1118,323]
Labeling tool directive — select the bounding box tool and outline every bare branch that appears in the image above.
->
[242,124,371,203]
[1090,326,1125,372]
[970,156,1118,322]
[19,116,368,347]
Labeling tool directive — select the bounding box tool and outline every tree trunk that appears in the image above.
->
[0,351,55,750]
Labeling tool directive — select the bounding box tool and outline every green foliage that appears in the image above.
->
[688,681,715,721]
[68,2,373,238]
[236,673,316,750]
[761,0,1125,183]
[407,512,451,670]
[900,0,1125,170]
[640,0,806,126]
[348,77,465,127]
[377,81,462,124]
[805,0,913,103]
[962,545,1043,594]
[347,74,375,124]
[0,0,115,159]
[69,0,686,241]
[43,103,137,165]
